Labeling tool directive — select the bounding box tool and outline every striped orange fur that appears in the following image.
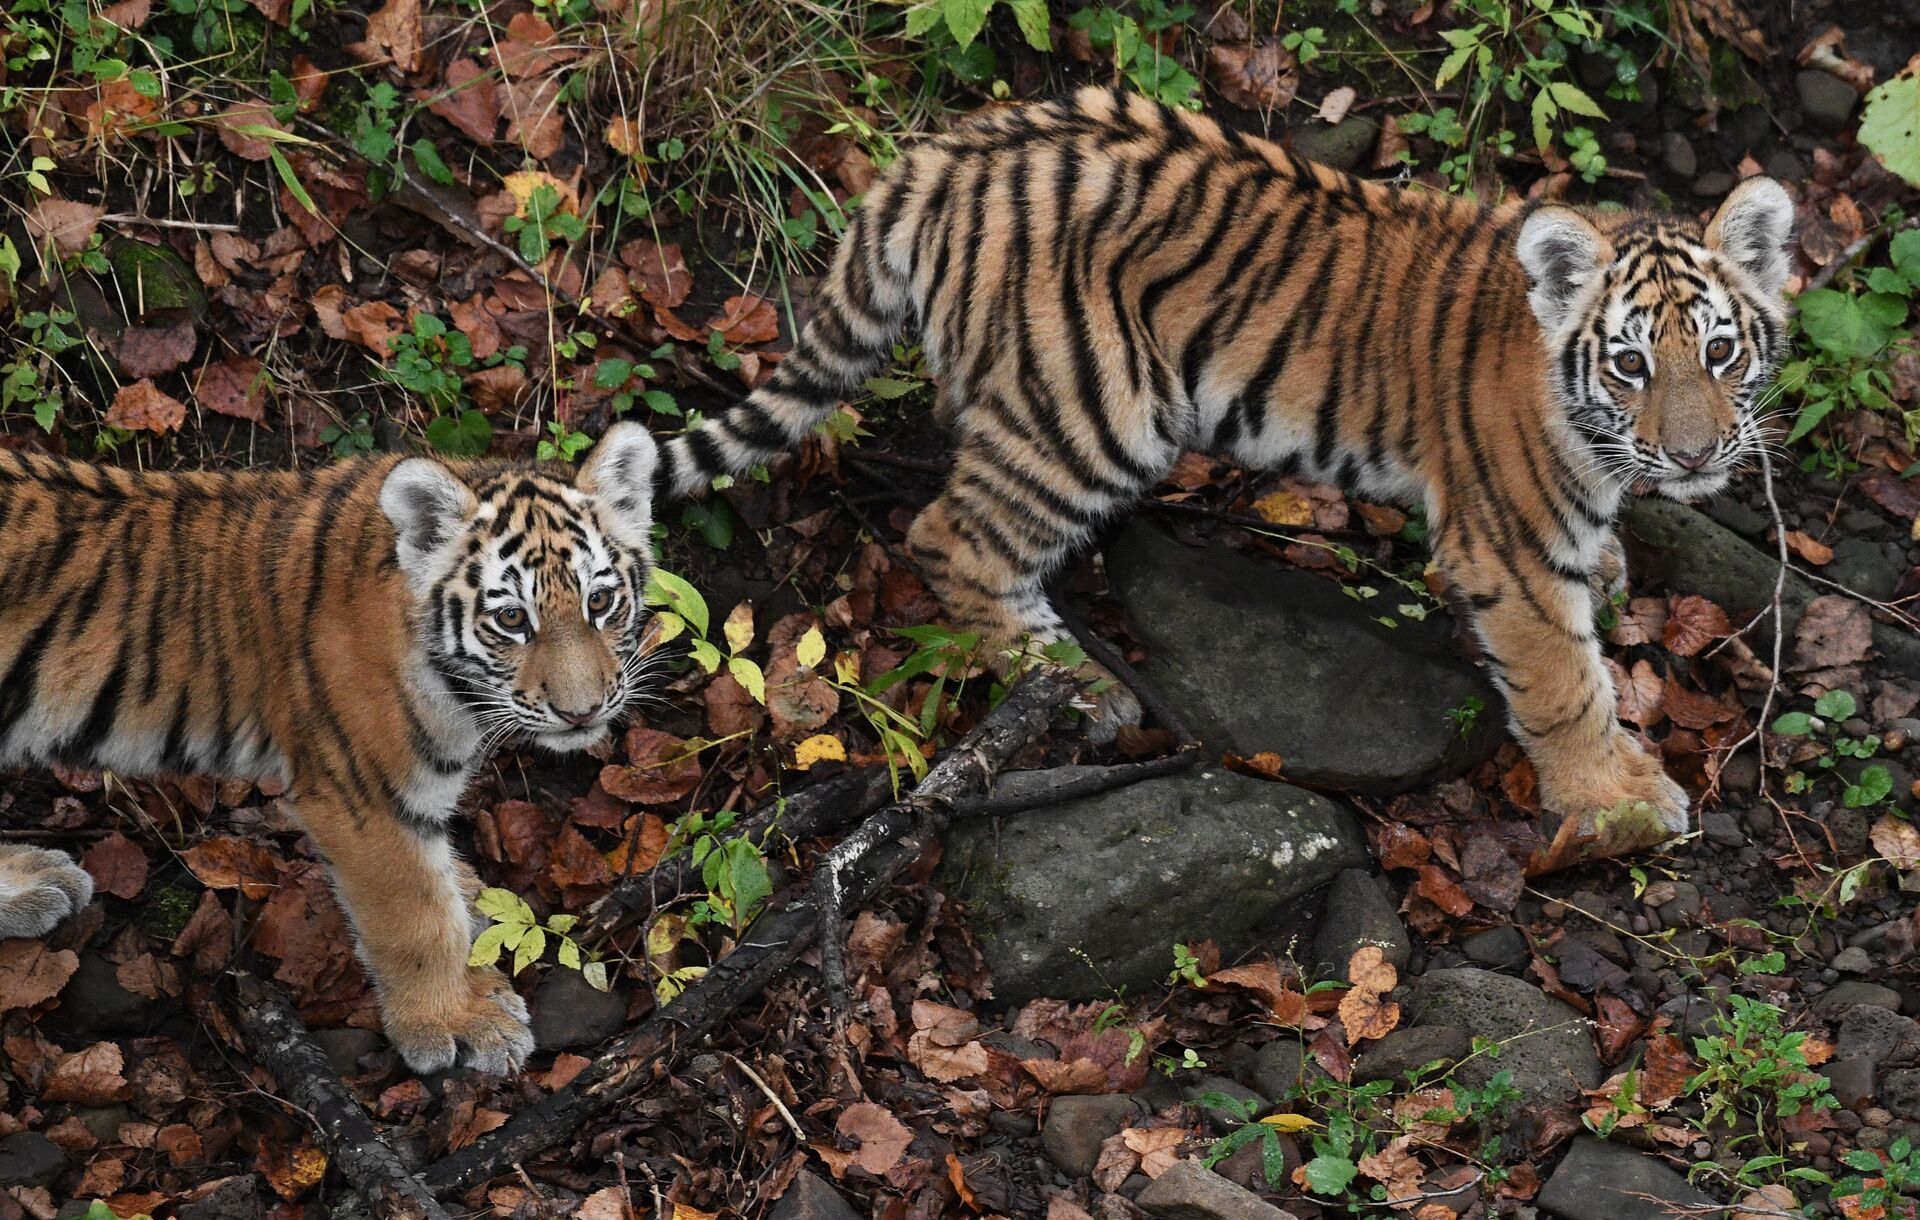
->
[0,423,662,1072]
[659,86,1794,859]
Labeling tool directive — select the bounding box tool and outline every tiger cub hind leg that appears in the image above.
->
[0,844,94,940]
[296,794,532,1075]
[903,462,1144,742]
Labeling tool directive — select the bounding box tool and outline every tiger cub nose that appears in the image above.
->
[1670,446,1714,471]
[553,704,601,727]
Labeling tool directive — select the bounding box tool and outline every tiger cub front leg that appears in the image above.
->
[1440,536,1689,860]
[905,483,1143,741]
[296,793,532,1075]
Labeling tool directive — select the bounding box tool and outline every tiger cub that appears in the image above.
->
[0,423,661,1073]
[657,86,1793,860]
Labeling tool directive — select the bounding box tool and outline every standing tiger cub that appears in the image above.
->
[660,86,1793,859]
[0,423,662,1073]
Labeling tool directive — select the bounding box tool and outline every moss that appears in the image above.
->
[142,883,197,941]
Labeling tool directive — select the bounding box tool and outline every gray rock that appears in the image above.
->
[1692,171,1734,198]
[1108,523,1499,790]
[1837,1005,1920,1067]
[63,953,156,1037]
[1461,926,1528,971]
[176,1175,265,1220]
[1352,1026,1472,1084]
[73,1105,132,1146]
[313,1027,381,1077]
[1830,537,1900,600]
[1659,132,1697,179]
[1292,117,1377,172]
[1701,810,1744,849]
[1537,1136,1719,1220]
[1184,1076,1266,1133]
[1625,499,1920,679]
[1312,870,1410,980]
[1821,981,1904,1014]
[1833,946,1875,975]
[1766,149,1809,182]
[1406,969,1601,1104]
[1796,69,1860,131]
[1135,1158,1299,1220]
[1886,1067,1920,1121]
[1245,1040,1326,1103]
[529,970,626,1051]
[1823,1057,1877,1110]
[943,766,1365,1004]
[769,1171,861,1220]
[0,1133,66,1188]
[1043,1094,1136,1177]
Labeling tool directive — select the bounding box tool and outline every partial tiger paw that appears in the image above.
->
[1589,530,1628,610]
[0,845,95,940]
[1075,660,1142,745]
[385,968,534,1076]
[1534,738,1691,870]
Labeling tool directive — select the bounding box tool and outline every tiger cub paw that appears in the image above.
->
[1537,741,1691,869]
[385,968,535,1077]
[0,846,96,940]
[1074,660,1143,745]
[1589,531,1629,610]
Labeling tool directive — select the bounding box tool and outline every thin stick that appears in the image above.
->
[99,213,243,233]
[721,1051,804,1142]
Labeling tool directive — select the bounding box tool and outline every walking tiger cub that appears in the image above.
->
[0,423,662,1073]
[658,85,1794,859]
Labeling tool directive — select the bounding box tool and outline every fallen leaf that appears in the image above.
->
[116,316,199,378]
[1316,86,1358,125]
[0,941,79,1011]
[578,1187,630,1220]
[44,1042,133,1105]
[621,239,692,309]
[1790,595,1873,676]
[1781,531,1833,565]
[82,832,148,900]
[194,354,268,422]
[1338,946,1400,1043]
[605,812,670,875]
[360,0,421,73]
[1121,1127,1185,1178]
[1735,1184,1799,1220]
[1208,961,1307,1026]
[1207,41,1297,111]
[1252,489,1315,527]
[426,57,499,144]
[214,102,287,162]
[1872,815,1920,870]
[1663,594,1732,657]
[181,835,282,900]
[1611,658,1666,728]
[707,295,780,345]
[106,379,188,432]
[1458,832,1522,912]
[341,300,403,355]
[1415,864,1474,917]
[605,115,643,157]
[258,1140,327,1201]
[26,198,105,256]
[834,1102,913,1176]
[794,733,847,768]
[501,76,565,160]
[600,728,704,803]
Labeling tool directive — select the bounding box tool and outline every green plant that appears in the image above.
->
[1445,696,1485,739]
[502,182,587,264]
[1685,994,1837,1134]
[1069,1,1202,110]
[538,419,594,462]
[1830,1136,1920,1219]
[1,303,79,431]
[468,887,610,990]
[1860,62,1920,188]
[319,411,376,458]
[644,568,769,703]
[383,314,472,413]
[669,808,774,934]
[1771,689,1896,809]
[902,0,1050,84]
[1167,942,1208,988]
[593,347,681,417]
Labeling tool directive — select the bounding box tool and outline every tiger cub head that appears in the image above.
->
[1516,177,1795,502]
[379,422,661,750]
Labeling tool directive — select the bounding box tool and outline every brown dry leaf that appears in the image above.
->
[1782,530,1834,565]
[1692,0,1770,60]
[1594,993,1647,1063]
[1459,832,1523,912]
[1798,27,1875,92]
[99,0,150,26]
[1607,596,1670,647]
[45,1042,133,1105]
[1791,595,1873,676]
[601,728,704,803]
[707,295,781,345]
[1354,501,1407,536]
[1120,1127,1185,1178]
[499,12,579,77]
[117,316,199,378]
[1734,1184,1799,1220]
[578,1187,629,1220]
[605,813,670,876]
[215,102,287,162]
[1207,41,1297,111]
[1663,594,1732,657]
[1338,946,1400,1043]
[425,58,499,145]
[1662,672,1740,730]
[1374,822,1431,870]
[1872,815,1920,870]
[547,825,614,897]
[181,835,282,900]
[171,889,232,971]
[342,300,403,355]
[194,355,268,423]
[1356,1135,1425,1200]
[0,941,79,1011]
[835,1102,913,1176]
[1315,86,1358,125]
[1611,658,1665,729]
[1020,1056,1112,1094]
[501,76,565,160]
[360,0,421,73]
[26,198,105,256]
[1640,1028,1693,1107]
[82,832,148,900]
[258,1141,327,1201]
[289,54,329,111]
[115,954,178,1000]
[605,115,643,157]
[106,379,187,433]
[621,239,692,309]
[1207,961,1307,1026]
[1414,864,1474,917]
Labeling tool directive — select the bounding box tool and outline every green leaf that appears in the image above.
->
[940,0,989,47]
[863,375,919,399]
[1547,81,1608,119]
[1846,765,1894,808]
[1815,690,1858,720]
[594,358,634,389]
[690,638,724,673]
[726,842,773,923]
[1302,1155,1359,1195]
[411,138,455,185]
[644,567,710,636]
[476,887,533,923]
[1435,43,1476,89]
[1785,395,1838,444]
[1797,287,1908,360]
[514,925,547,974]
[1530,89,1556,155]
[557,937,581,968]
[1005,0,1051,49]
[1891,229,1920,282]
[582,960,611,991]
[903,1,943,38]
[467,923,513,967]
[1770,711,1815,736]
[425,409,492,457]
[729,655,767,703]
[1860,66,1920,188]
[269,147,318,216]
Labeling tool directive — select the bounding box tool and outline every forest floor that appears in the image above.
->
[3,1,1920,1219]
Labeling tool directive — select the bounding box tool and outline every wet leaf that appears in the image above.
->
[106,379,188,432]
[1662,595,1732,657]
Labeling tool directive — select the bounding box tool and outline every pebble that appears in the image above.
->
[1660,132,1697,179]
[1042,1095,1136,1177]
[1692,171,1734,198]
[1833,947,1875,975]
[0,1133,66,1189]
[1461,926,1528,971]
[768,1171,862,1220]
[1796,69,1861,131]
[1135,1159,1296,1220]
[1701,811,1746,849]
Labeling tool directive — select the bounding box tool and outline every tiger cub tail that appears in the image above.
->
[657,192,910,497]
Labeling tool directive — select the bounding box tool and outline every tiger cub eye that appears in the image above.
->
[1613,350,1646,377]
[494,606,528,632]
[587,588,614,615]
[1706,337,1733,363]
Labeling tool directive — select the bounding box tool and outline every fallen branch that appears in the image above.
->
[420,668,1082,1199]
[233,975,455,1220]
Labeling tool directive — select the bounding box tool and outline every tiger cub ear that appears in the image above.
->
[1707,177,1794,298]
[577,422,658,548]
[1516,206,1612,336]
[380,458,479,591]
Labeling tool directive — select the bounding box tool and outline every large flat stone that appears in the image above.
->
[942,767,1366,1004]
[1405,968,1602,1104]
[1537,1136,1720,1220]
[1106,523,1499,791]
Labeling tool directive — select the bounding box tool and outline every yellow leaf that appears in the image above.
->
[604,115,643,158]
[1252,490,1314,526]
[1260,1112,1321,1131]
[670,1204,719,1220]
[794,734,846,768]
[502,169,572,216]
[723,600,755,654]
[796,623,826,671]
[655,611,685,645]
